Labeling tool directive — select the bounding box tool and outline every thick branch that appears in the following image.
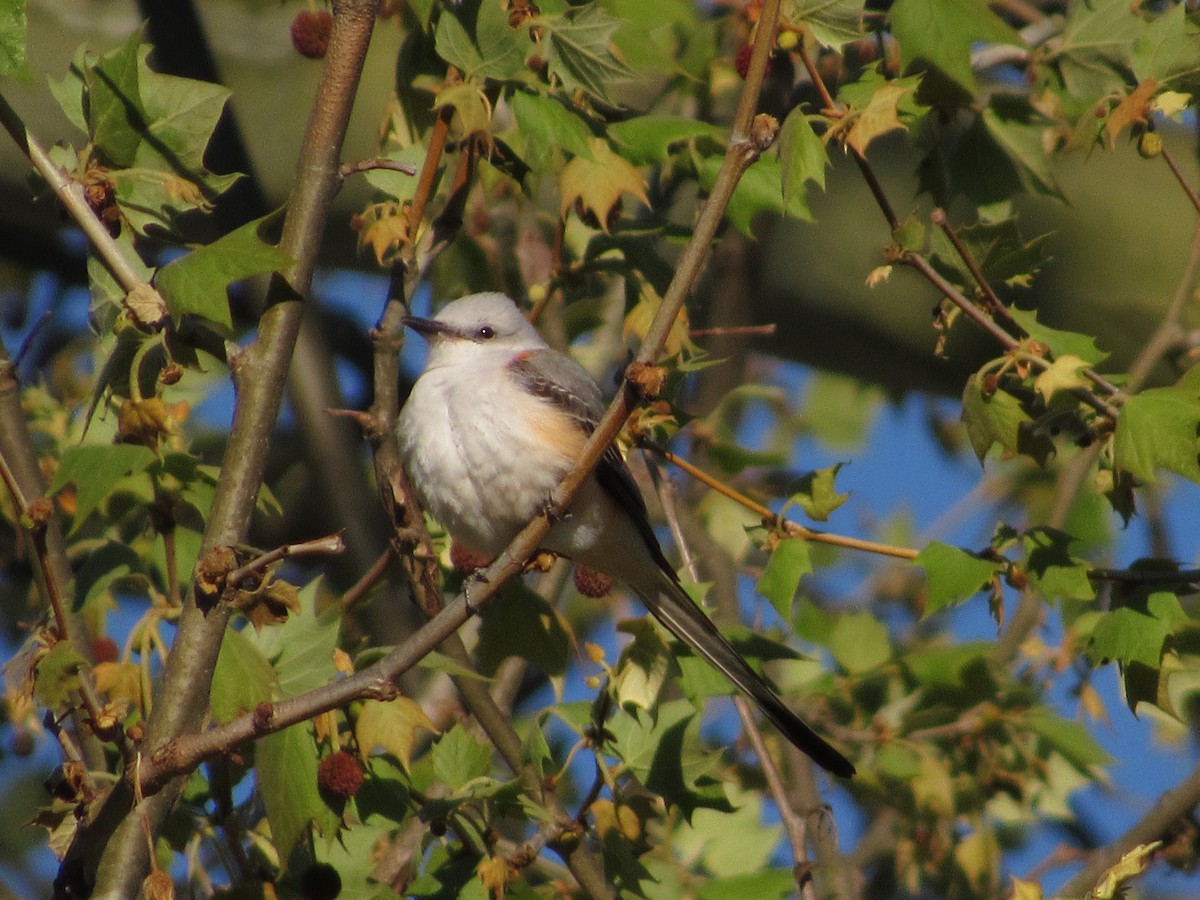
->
[75,3,383,896]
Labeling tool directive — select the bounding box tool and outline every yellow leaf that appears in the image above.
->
[622,281,695,359]
[93,661,143,710]
[559,137,649,232]
[477,854,518,897]
[1010,876,1043,900]
[847,82,917,156]
[1091,841,1161,899]
[358,204,411,266]
[432,82,492,142]
[1033,354,1090,402]
[355,697,436,769]
[1153,90,1192,120]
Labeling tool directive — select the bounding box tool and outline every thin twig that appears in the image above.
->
[648,442,918,560]
[339,157,418,179]
[223,532,347,590]
[0,93,163,303]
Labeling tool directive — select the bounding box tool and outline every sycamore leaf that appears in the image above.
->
[155,212,293,329]
[50,444,157,532]
[1113,372,1200,485]
[756,538,812,622]
[432,724,494,790]
[913,541,1001,617]
[846,80,919,155]
[257,724,338,857]
[432,82,492,142]
[355,698,436,770]
[1007,308,1108,365]
[33,640,86,710]
[510,90,594,167]
[92,661,143,710]
[1104,79,1158,148]
[542,3,635,105]
[1033,355,1091,402]
[788,0,864,49]
[778,107,827,212]
[559,137,649,231]
[612,619,672,711]
[0,0,26,77]
[1131,2,1200,87]
[786,463,850,522]
[890,0,1018,95]
[608,115,725,165]
[828,611,891,673]
[210,627,276,724]
[1091,843,1162,900]
[1023,527,1095,602]
[961,374,1054,466]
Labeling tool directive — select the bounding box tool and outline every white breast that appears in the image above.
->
[397,365,575,556]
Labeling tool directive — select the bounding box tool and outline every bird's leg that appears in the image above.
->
[539,495,571,524]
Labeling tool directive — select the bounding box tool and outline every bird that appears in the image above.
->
[396,292,855,778]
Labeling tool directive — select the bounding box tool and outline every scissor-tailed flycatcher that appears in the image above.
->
[397,292,854,777]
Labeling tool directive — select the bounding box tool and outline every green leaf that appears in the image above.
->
[961,374,1054,466]
[542,3,636,105]
[788,0,865,49]
[155,212,291,328]
[257,723,337,856]
[1089,606,1171,669]
[1007,308,1108,365]
[210,627,276,724]
[613,619,673,711]
[904,641,993,689]
[77,32,240,234]
[1048,0,1140,103]
[1023,527,1095,603]
[1132,3,1200,87]
[756,538,812,622]
[1114,377,1200,485]
[50,444,157,531]
[475,581,569,678]
[33,640,86,710]
[786,463,850,522]
[0,0,27,77]
[431,724,493,790]
[606,700,730,819]
[696,867,795,900]
[608,115,725,165]
[87,29,145,167]
[471,0,530,79]
[913,541,1001,616]
[509,90,594,167]
[828,612,891,674]
[890,0,1018,94]
[803,371,884,449]
[778,107,827,212]
[74,540,147,614]
[981,97,1064,200]
[433,10,483,75]
[246,580,340,699]
[697,154,811,236]
[929,217,1053,293]
[1024,707,1112,771]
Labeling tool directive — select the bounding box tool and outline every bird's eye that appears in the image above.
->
[476,326,495,340]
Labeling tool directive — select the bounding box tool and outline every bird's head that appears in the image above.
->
[403,292,548,369]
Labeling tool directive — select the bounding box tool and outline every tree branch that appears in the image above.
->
[71,3,384,896]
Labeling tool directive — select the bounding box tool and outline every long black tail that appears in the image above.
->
[633,571,855,778]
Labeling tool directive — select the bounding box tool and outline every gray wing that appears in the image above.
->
[507,350,676,575]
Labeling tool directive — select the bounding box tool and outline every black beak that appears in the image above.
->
[402,315,456,339]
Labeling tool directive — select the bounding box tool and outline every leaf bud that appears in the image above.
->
[1138,131,1163,159]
